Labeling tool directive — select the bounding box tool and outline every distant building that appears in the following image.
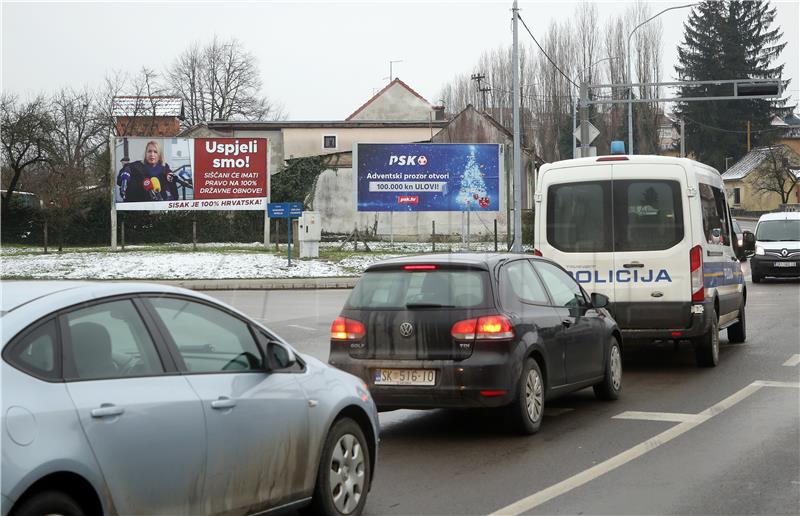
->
[112,96,184,137]
[721,145,800,212]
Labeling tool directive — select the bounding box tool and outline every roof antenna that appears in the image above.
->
[383,60,403,82]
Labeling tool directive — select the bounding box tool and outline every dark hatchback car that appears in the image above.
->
[329,254,622,434]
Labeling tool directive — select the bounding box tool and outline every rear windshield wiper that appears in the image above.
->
[405,303,455,309]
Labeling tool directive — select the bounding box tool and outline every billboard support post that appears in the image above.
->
[390,211,394,247]
[192,217,197,252]
[121,221,125,251]
[263,212,269,250]
[110,133,117,251]
[466,209,471,250]
[287,218,292,267]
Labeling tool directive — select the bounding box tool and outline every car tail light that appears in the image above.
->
[450,318,477,340]
[331,316,366,341]
[690,245,704,303]
[533,248,543,257]
[597,156,629,161]
[403,264,438,271]
[451,315,514,341]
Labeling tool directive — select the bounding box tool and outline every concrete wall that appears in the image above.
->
[312,166,509,239]
[281,127,441,161]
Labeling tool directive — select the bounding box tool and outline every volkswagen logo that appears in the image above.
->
[781,248,789,257]
[399,322,414,338]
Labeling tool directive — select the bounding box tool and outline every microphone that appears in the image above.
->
[150,176,162,193]
[118,169,131,200]
[167,171,192,188]
[142,178,161,201]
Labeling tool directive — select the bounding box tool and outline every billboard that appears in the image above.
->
[355,143,501,212]
[113,137,268,211]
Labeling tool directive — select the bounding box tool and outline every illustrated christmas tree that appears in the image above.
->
[456,149,491,210]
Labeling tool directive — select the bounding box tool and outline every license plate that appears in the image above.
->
[374,368,436,386]
[774,262,797,268]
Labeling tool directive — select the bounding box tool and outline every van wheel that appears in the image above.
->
[14,490,85,516]
[727,303,746,344]
[508,358,544,435]
[694,308,720,367]
[593,337,622,400]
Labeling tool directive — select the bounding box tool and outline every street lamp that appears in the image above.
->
[627,3,694,154]
[575,57,620,158]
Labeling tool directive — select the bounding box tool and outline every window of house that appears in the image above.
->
[323,135,337,149]
[733,187,741,205]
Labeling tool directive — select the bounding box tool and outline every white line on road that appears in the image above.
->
[782,355,800,367]
[287,324,317,331]
[612,411,701,423]
[489,381,780,516]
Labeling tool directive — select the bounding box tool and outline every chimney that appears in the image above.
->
[433,105,445,121]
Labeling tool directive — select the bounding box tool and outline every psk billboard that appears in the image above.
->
[113,137,268,211]
[355,143,502,212]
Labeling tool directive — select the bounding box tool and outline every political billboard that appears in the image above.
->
[113,137,268,211]
[355,143,502,212]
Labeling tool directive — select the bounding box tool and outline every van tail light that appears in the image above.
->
[451,315,514,341]
[533,248,543,257]
[690,245,704,303]
[331,316,366,341]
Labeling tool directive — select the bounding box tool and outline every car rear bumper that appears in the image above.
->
[619,299,713,341]
[329,351,520,410]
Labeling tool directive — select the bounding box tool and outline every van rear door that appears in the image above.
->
[610,163,691,329]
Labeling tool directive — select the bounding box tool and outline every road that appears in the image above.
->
[206,269,800,516]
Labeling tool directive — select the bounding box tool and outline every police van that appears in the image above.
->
[533,154,749,367]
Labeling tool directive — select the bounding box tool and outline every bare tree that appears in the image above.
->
[1,94,53,215]
[167,36,285,127]
[751,145,800,204]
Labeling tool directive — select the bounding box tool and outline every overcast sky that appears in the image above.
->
[2,0,798,121]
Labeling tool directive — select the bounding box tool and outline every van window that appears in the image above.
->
[614,180,684,251]
[547,179,683,253]
[699,183,730,246]
[547,182,612,252]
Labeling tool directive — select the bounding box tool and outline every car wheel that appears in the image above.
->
[593,337,622,400]
[13,490,84,516]
[694,307,720,367]
[307,417,370,516]
[727,302,746,344]
[509,358,544,435]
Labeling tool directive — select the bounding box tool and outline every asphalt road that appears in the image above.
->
[205,269,800,516]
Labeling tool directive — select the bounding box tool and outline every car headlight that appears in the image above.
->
[755,245,765,256]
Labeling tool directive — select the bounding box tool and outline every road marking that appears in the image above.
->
[612,411,701,423]
[782,355,800,367]
[287,324,317,331]
[489,381,772,516]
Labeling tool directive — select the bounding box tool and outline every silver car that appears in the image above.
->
[1,281,379,516]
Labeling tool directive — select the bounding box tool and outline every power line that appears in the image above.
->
[517,14,579,90]
[682,116,793,134]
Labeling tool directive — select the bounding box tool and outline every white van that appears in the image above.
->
[533,155,748,367]
[749,211,800,282]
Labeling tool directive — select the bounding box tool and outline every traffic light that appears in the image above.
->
[737,81,781,97]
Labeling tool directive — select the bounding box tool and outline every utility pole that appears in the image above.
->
[680,118,685,157]
[580,81,590,158]
[471,73,491,111]
[511,0,522,253]
[747,121,751,151]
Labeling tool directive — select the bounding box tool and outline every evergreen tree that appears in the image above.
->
[673,0,790,171]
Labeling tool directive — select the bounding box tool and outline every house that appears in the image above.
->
[721,145,800,212]
[181,78,447,175]
[112,96,184,136]
[309,105,540,237]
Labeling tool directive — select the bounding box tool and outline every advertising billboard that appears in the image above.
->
[113,137,268,211]
[355,143,501,212]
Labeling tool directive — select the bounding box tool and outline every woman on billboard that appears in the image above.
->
[117,140,180,202]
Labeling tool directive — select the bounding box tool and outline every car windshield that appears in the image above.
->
[755,220,800,242]
[345,269,490,309]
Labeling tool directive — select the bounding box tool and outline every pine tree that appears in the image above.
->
[673,0,791,171]
[456,149,490,211]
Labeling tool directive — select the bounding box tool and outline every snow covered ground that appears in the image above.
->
[1,241,513,280]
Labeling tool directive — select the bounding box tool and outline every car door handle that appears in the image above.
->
[211,397,237,410]
[623,262,644,268]
[562,319,572,328]
[90,404,124,418]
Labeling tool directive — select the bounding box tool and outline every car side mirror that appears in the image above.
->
[264,340,297,371]
[591,292,609,309]
[742,231,755,252]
